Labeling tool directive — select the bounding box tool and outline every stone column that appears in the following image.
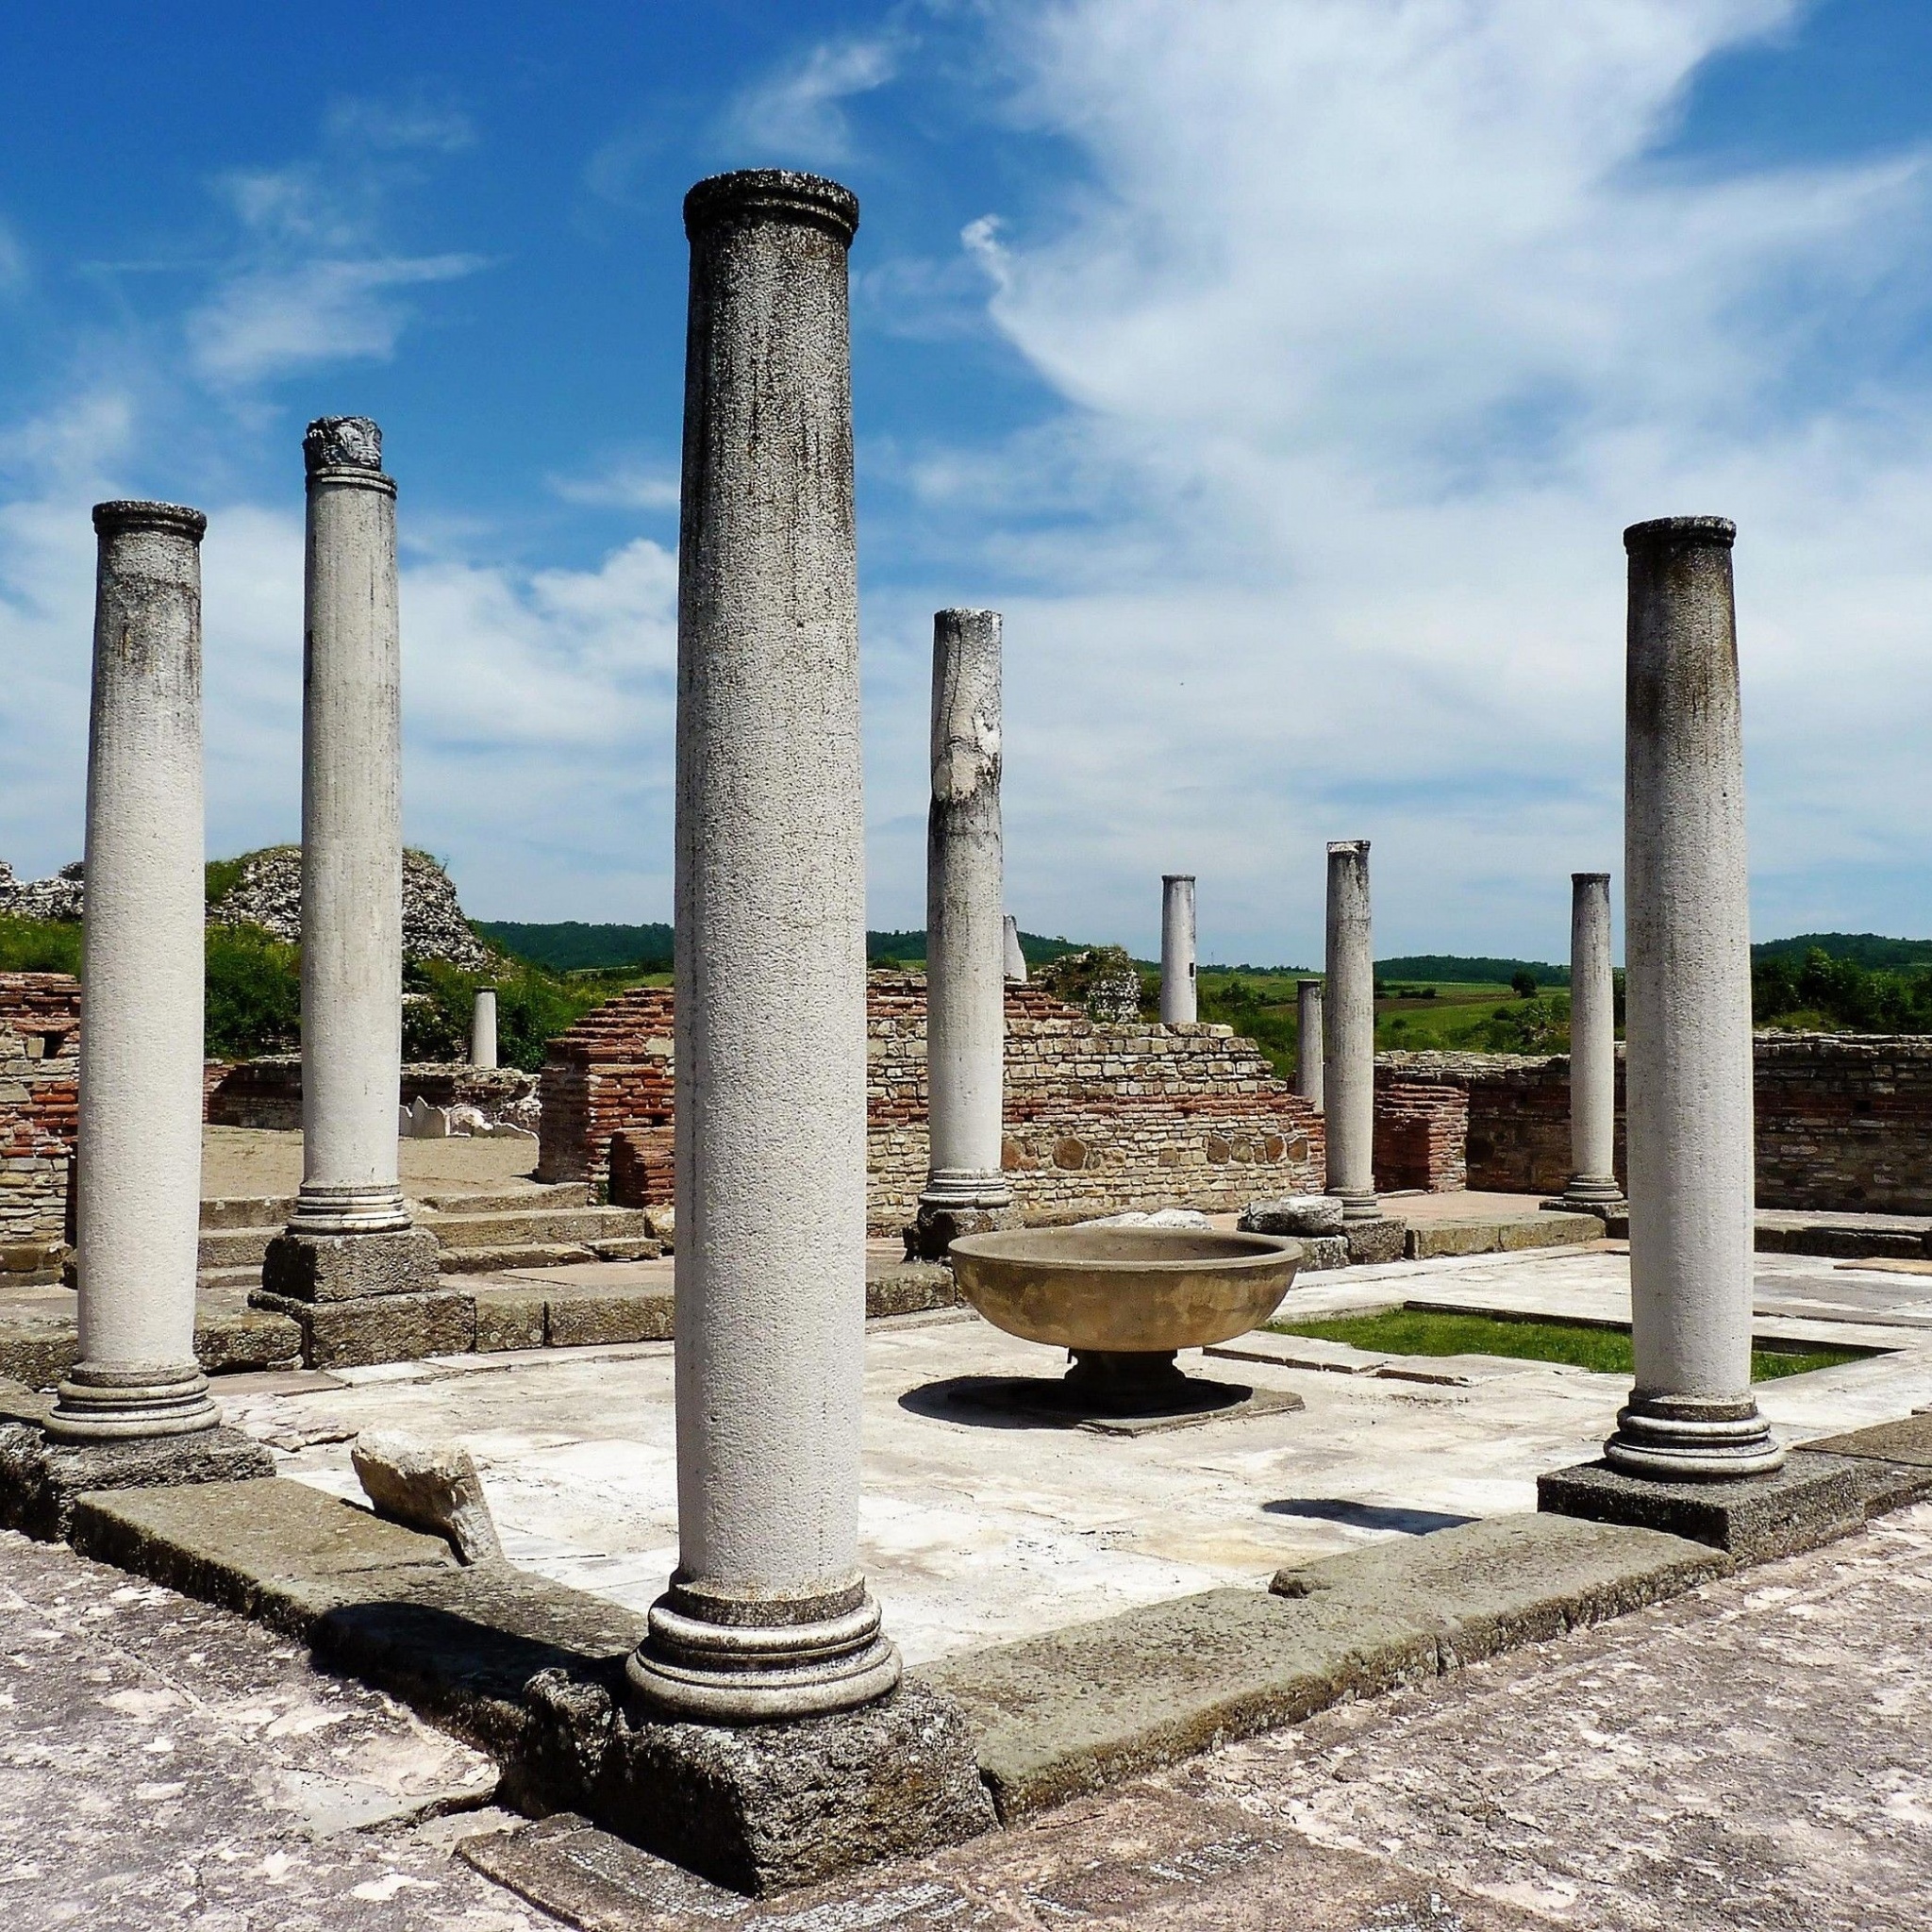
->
[1560,873,1623,1212]
[1295,979,1324,1109]
[1159,874,1197,1024]
[628,169,901,1722]
[911,608,1015,1258]
[1607,515,1780,1478]
[262,419,439,1310]
[1003,914,1027,983]
[471,989,498,1071]
[1323,841,1376,1219]
[47,503,220,1441]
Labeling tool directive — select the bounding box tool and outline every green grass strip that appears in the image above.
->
[1264,1307,1866,1382]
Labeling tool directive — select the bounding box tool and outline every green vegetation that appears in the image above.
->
[399,957,637,1071]
[1376,955,1569,987]
[0,913,82,975]
[1753,932,1932,971]
[1267,1307,1866,1381]
[1754,945,1932,1033]
[473,920,674,974]
[204,924,301,1058]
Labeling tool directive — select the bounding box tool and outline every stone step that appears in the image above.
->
[436,1242,597,1275]
[197,1225,283,1270]
[414,1206,651,1247]
[414,1183,591,1215]
[199,1194,292,1231]
[196,1263,261,1292]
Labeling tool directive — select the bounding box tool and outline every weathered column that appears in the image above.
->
[262,419,439,1310]
[628,169,900,1723]
[471,988,498,1071]
[46,503,220,1441]
[1323,841,1376,1219]
[911,608,1015,1259]
[1559,873,1623,1212]
[1003,914,1027,983]
[1159,874,1197,1024]
[1295,979,1324,1109]
[1607,516,1779,1479]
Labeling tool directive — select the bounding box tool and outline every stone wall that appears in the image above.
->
[0,974,81,1267]
[1372,1077,1469,1192]
[1753,1034,1932,1214]
[205,1057,536,1131]
[538,973,1325,1231]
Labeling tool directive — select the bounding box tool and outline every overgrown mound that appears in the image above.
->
[1036,944,1145,1024]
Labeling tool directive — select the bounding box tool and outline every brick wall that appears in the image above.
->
[1753,1033,1932,1213]
[1372,1076,1468,1192]
[539,973,1325,1232]
[0,973,81,1262]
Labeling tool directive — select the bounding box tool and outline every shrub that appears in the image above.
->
[205,923,301,1058]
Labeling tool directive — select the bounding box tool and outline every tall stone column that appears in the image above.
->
[1003,914,1027,983]
[628,169,901,1723]
[261,419,439,1314]
[911,608,1015,1259]
[47,503,219,1441]
[471,989,498,1071]
[1607,516,1779,1480]
[1324,841,1376,1219]
[1559,873,1623,1213]
[1295,979,1324,1109]
[1159,874,1197,1024]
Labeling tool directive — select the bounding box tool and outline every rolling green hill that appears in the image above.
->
[1752,933,1932,970]
[1374,955,1569,988]
[472,920,674,972]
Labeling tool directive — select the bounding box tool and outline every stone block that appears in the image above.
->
[351,1428,503,1562]
[544,1287,675,1348]
[1241,1194,1345,1237]
[251,1287,475,1370]
[1538,1450,1868,1565]
[1343,1215,1406,1266]
[864,1260,958,1318]
[0,1414,275,1542]
[67,1474,454,1632]
[471,1287,546,1353]
[1801,1413,1932,1515]
[260,1226,442,1303]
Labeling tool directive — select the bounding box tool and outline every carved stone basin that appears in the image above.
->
[948,1226,1302,1413]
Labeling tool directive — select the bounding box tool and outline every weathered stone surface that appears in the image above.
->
[472,1285,547,1353]
[1286,1233,1351,1273]
[1270,1513,1728,1667]
[66,1474,454,1631]
[1241,1194,1344,1236]
[260,1225,442,1303]
[544,1286,675,1348]
[1342,1215,1406,1265]
[596,1683,995,1894]
[923,1587,1439,1820]
[251,1286,475,1369]
[1802,1413,1932,1513]
[1405,1212,1600,1260]
[1539,1448,1868,1562]
[865,1259,958,1317]
[352,1427,503,1562]
[0,1417,274,1541]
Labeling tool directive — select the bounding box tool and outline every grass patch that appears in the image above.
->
[1266,1307,1868,1381]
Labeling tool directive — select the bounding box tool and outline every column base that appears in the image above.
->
[44,1360,219,1441]
[1327,1187,1381,1224]
[596,1680,994,1894]
[905,1184,1020,1261]
[1544,1175,1626,1218]
[1539,1448,1867,1565]
[1603,1393,1787,1481]
[626,1575,903,1724]
[286,1182,412,1237]
[0,1404,272,1541]
[261,1226,441,1303]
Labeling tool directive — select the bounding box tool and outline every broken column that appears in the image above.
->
[35,505,268,1496]
[910,608,1016,1259]
[1541,518,1858,1560]
[1323,841,1377,1220]
[1159,874,1197,1024]
[471,988,498,1071]
[258,419,442,1337]
[619,175,990,1889]
[1295,978,1324,1109]
[46,504,220,1441]
[1004,913,1027,983]
[1558,873,1623,1213]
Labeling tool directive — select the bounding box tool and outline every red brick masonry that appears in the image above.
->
[0,974,82,1257]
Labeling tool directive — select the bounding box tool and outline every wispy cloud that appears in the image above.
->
[547,455,682,511]
[719,30,904,165]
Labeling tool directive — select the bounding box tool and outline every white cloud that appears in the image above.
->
[721,31,903,165]
[547,456,682,511]
[872,0,1932,960]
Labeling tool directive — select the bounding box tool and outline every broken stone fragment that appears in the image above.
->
[350,1428,503,1564]
[1240,1194,1345,1236]
[1078,1208,1213,1230]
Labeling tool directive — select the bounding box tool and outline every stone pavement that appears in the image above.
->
[7,1503,1926,1928]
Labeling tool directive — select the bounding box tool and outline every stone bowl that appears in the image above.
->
[948,1226,1303,1357]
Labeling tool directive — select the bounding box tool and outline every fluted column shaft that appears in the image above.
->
[1324,841,1376,1218]
[49,502,217,1441]
[1159,874,1196,1024]
[922,609,1010,1212]
[1609,515,1779,1480]
[628,169,900,1722]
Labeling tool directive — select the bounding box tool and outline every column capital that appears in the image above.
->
[1326,838,1369,858]
[1624,514,1734,553]
[92,500,207,541]
[1572,871,1611,885]
[684,168,859,245]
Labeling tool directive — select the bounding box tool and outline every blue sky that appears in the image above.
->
[3,0,1931,966]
